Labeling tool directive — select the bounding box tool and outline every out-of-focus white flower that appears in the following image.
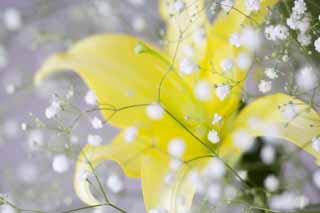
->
[45,99,62,119]
[245,0,260,13]
[168,138,186,157]
[91,117,103,129]
[282,103,299,120]
[27,130,44,151]
[207,183,222,203]
[315,37,320,53]
[240,26,261,51]
[193,27,206,45]
[146,103,164,120]
[173,0,185,13]
[269,192,309,211]
[220,58,234,72]
[312,136,320,152]
[52,154,70,173]
[212,113,222,125]
[85,90,97,105]
[229,32,241,47]
[313,169,320,189]
[261,145,276,164]
[208,129,220,144]
[258,80,272,93]
[3,7,22,31]
[180,58,198,75]
[124,126,138,143]
[221,0,233,12]
[296,66,318,91]
[132,16,146,32]
[194,80,212,101]
[106,174,124,193]
[233,130,254,152]
[236,52,252,69]
[203,157,226,179]
[265,68,278,79]
[87,134,102,146]
[264,175,279,192]
[216,84,230,101]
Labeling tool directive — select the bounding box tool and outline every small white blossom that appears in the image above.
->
[282,103,299,120]
[229,32,241,47]
[315,37,320,53]
[265,68,278,79]
[236,52,252,69]
[312,136,320,152]
[132,16,146,32]
[193,27,206,45]
[261,145,276,164]
[297,33,311,46]
[207,183,222,203]
[313,169,320,189]
[106,174,124,193]
[91,117,103,129]
[45,99,62,119]
[212,113,222,125]
[203,157,226,179]
[168,138,186,157]
[87,134,102,146]
[216,84,230,101]
[3,8,22,31]
[52,154,70,173]
[85,90,97,105]
[220,58,233,72]
[173,0,185,13]
[233,130,254,152]
[221,0,233,12]
[208,129,220,144]
[245,0,260,13]
[194,80,212,101]
[240,26,261,51]
[180,58,198,75]
[269,192,309,211]
[258,80,272,93]
[146,103,164,120]
[28,130,44,151]
[265,25,289,41]
[296,66,318,90]
[124,126,138,143]
[264,175,279,192]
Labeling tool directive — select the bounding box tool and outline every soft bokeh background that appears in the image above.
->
[1,0,320,213]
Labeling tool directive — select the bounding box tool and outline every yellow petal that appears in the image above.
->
[141,149,208,212]
[35,34,207,131]
[221,93,320,165]
[159,0,208,79]
[203,0,280,117]
[74,130,151,205]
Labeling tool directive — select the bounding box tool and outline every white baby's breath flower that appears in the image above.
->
[264,175,279,192]
[220,58,233,72]
[106,174,124,193]
[212,113,222,125]
[236,52,252,69]
[91,117,103,129]
[265,68,278,79]
[233,130,254,152]
[85,90,97,105]
[261,145,276,164]
[194,80,212,101]
[3,7,22,31]
[207,183,222,204]
[87,134,102,146]
[315,37,320,53]
[229,32,241,47]
[203,157,226,179]
[180,58,198,75]
[282,103,299,120]
[245,0,260,12]
[124,126,138,143]
[193,27,206,45]
[216,84,230,101]
[296,66,318,91]
[52,154,70,173]
[173,0,185,13]
[221,0,233,12]
[146,103,164,120]
[258,80,272,93]
[132,16,146,32]
[207,129,220,144]
[312,136,320,152]
[168,138,186,158]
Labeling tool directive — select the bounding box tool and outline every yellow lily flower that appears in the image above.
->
[34,0,320,212]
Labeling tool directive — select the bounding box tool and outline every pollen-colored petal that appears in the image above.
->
[141,149,208,213]
[74,130,151,205]
[159,0,209,84]
[35,34,207,131]
[221,93,320,165]
[203,0,280,117]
